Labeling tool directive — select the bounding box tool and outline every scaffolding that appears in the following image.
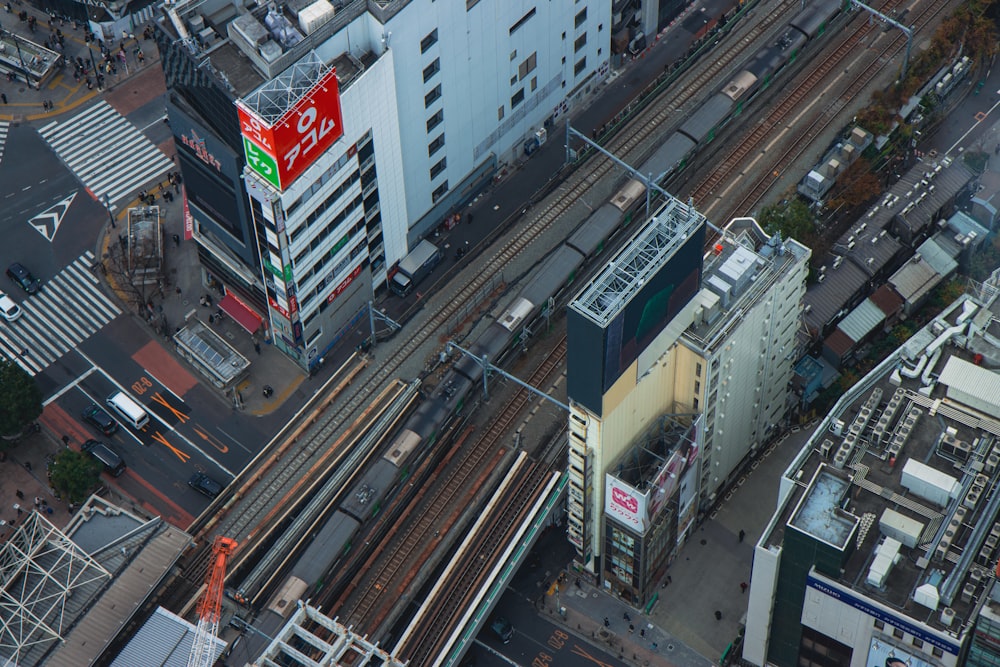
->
[0,512,112,664]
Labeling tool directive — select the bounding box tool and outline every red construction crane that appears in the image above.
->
[188,536,238,667]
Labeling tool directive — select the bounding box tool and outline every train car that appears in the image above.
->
[720,70,758,103]
[453,323,512,384]
[384,428,422,469]
[290,510,361,585]
[566,205,622,257]
[641,132,696,180]
[609,179,646,213]
[677,92,734,144]
[341,459,400,522]
[790,0,844,39]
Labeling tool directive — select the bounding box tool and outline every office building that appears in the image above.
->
[157,0,612,368]
[744,285,1000,667]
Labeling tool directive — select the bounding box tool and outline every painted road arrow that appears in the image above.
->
[28,191,77,241]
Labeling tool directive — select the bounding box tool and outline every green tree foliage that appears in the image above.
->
[0,359,42,440]
[759,198,816,244]
[48,449,102,503]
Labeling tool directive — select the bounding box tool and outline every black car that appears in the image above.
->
[82,439,126,477]
[490,616,513,644]
[81,404,118,436]
[188,472,223,498]
[6,263,40,294]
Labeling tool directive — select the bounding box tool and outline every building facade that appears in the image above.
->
[157,0,612,368]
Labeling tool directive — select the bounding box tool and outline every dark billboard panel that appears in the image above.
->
[568,223,705,416]
[603,225,705,390]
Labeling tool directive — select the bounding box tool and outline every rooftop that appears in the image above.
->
[571,195,707,327]
[767,287,1000,640]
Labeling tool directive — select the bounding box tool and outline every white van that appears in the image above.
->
[106,391,150,429]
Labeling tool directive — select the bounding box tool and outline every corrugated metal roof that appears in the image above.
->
[890,256,943,302]
[111,607,224,667]
[804,260,868,333]
[838,299,884,342]
[916,236,958,277]
[947,210,989,239]
[824,329,854,357]
[869,284,903,316]
[938,356,1000,413]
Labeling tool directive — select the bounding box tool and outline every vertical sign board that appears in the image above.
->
[237,68,344,191]
[605,476,648,533]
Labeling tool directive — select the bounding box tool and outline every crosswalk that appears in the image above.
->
[0,251,121,376]
[0,121,8,166]
[38,101,174,208]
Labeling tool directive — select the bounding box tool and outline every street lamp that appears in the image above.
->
[103,194,115,228]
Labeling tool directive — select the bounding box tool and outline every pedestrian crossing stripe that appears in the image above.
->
[0,251,121,376]
[38,101,173,209]
[0,121,8,166]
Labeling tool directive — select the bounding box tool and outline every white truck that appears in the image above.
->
[390,240,442,297]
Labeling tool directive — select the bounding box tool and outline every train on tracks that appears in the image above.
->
[241,0,847,636]
[645,0,845,182]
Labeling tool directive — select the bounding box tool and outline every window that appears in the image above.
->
[892,628,904,640]
[422,58,440,83]
[424,84,442,107]
[509,7,535,35]
[510,75,517,85]
[693,397,699,410]
[574,33,587,52]
[420,29,438,54]
[574,8,586,28]
[932,647,943,658]
[510,50,517,61]
[430,158,446,179]
[428,133,445,156]
[694,381,701,395]
[530,76,537,92]
[911,638,923,649]
[511,88,525,108]
[498,106,504,121]
[426,109,444,132]
[518,52,537,79]
[432,181,448,203]
[695,362,702,377]
[574,57,586,76]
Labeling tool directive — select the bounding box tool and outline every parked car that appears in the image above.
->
[81,403,118,436]
[490,616,513,644]
[81,439,126,477]
[6,263,40,295]
[188,472,223,498]
[0,292,21,322]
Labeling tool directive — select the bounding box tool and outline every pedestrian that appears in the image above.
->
[740,581,748,594]
[651,642,658,650]
[739,529,746,543]
[714,610,722,621]
[23,461,30,472]
[623,611,630,622]
[172,233,180,247]
[14,490,23,500]
[254,342,261,355]
[640,628,645,638]
[13,503,21,516]
[603,617,609,628]
[667,575,672,585]
[1,93,6,104]
[61,435,69,445]
[33,496,41,508]
[628,624,634,634]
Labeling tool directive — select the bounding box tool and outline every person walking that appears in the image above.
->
[714,610,722,621]
[1,93,6,104]
[603,617,610,628]
[15,490,23,500]
[740,581,748,594]
[623,611,630,622]
[739,529,746,542]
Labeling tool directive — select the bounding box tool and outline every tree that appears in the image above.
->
[827,158,882,211]
[0,359,42,441]
[759,198,816,244]
[48,449,102,503]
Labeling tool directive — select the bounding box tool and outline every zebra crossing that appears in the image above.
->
[38,101,174,208]
[0,251,121,376]
[0,121,9,166]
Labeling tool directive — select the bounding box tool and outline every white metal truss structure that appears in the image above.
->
[0,512,112,663]
[571,195,707,327]
[240,52,326,124]
[255,602,407,666]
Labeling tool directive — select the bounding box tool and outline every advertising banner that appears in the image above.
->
[605,476,647,532]
[237,68,344,191]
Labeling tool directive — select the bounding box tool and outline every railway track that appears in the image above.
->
[691,0,953,222]
[163,0,806,614]
[725,0,955,218]
[332,339,568,634]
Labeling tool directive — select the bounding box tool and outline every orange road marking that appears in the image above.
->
[150,430,191,463]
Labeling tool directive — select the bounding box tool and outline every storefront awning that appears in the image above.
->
[219,292,263,334]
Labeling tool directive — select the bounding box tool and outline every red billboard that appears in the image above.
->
[237,68,344,191]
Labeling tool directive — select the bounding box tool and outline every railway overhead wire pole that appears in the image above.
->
[565,124,725,234]
[850,0,913,78]
[446,340,569,411]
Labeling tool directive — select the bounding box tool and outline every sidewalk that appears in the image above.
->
[0,3,160,122]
